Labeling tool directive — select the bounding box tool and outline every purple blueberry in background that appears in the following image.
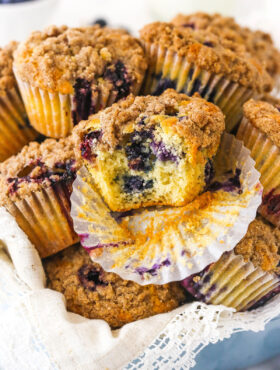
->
[0,0,34,3]
[92,18,107,27]
[72,78,96,126]
[104,60,131,100]
[153,78,176,96]
[78,264,108,291]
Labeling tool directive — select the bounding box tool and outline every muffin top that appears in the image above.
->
[13,25,147,94]
[44,244,187,329]
[172,12,280,79]
[140,22,272,93]
[0,41,18,94]
[73,89,225,156]
[243,99,280,147]
[234,217,280,273]
[0,136,78,203]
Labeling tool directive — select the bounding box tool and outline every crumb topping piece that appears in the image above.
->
[0,136,78,203]
[0,41,18,93]
[13,25,147,94]
[234,217,280,272]
[172,12,280,79]
[243,99,280,147]
[73,89,225,154]
[140,22,273,93]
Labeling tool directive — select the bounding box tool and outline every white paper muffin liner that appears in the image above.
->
[70,133,262,285]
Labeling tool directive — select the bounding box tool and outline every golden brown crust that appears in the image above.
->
[44,245,187,329]
[0,136,78,203]
[73,89,225,154]
[243,99,280,147]
[0,41,18,94]
[140,22,273,93]
[13,25,147,94]
[172,12,280,79]
[234,217,280,272]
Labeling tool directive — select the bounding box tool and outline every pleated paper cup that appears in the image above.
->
[5,182,78,258]
[70,133,262,285]
[0,87,37,161]
[181,250,280,311]
[141,42,258,132]
[14,71,143,139]
[236,117,280,227]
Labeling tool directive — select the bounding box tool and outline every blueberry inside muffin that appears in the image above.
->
[73,89,225,212]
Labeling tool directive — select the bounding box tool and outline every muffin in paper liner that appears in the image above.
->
[14,75,143,139]
[236,115,280,227]
[0,137,79,258]
[6,182,79,258]
[70,133,262,285]
[0,87,38,161]
[13,25,147,138]
[181,215,280,312]
[141,42,258,133]
[181,251,280,311]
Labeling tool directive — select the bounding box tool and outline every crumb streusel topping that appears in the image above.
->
[172,12,280,79]
[0,41,18,94]
[13,25,147,94]
[234,217,280,272]
[73,89,225,153]
[44,244,187,329]
[0,136,78,203]
[140,22,273,93]
[243,99,280,147]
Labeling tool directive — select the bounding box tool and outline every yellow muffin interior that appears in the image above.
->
[84,115,211,212]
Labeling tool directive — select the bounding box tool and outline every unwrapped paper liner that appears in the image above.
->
[71,133,262,285]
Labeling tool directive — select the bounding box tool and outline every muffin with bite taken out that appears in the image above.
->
[73,89,225,212]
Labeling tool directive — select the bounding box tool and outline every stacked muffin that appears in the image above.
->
[0,14,279,329]
[0,42,38,161]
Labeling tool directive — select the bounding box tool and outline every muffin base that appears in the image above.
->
[236,117,280,227]
[141,42,257,132]
[15,74,143,138]
[0,88,37,161]
[182,250,280,311]
[5,182,78,257]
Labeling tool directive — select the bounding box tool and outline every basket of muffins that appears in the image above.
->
[0,12,280,333]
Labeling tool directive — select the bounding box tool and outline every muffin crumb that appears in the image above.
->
[234,217,280,272]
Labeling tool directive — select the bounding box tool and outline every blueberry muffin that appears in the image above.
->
[13,25,147,138]
[182,217,280,311]
[0,137,79,257]
[172,12,280,84]
[73,89,225,212]
[0,41,37,161]
[139,22,272,132]
[44,244,188,329]
[236,99,280,227]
